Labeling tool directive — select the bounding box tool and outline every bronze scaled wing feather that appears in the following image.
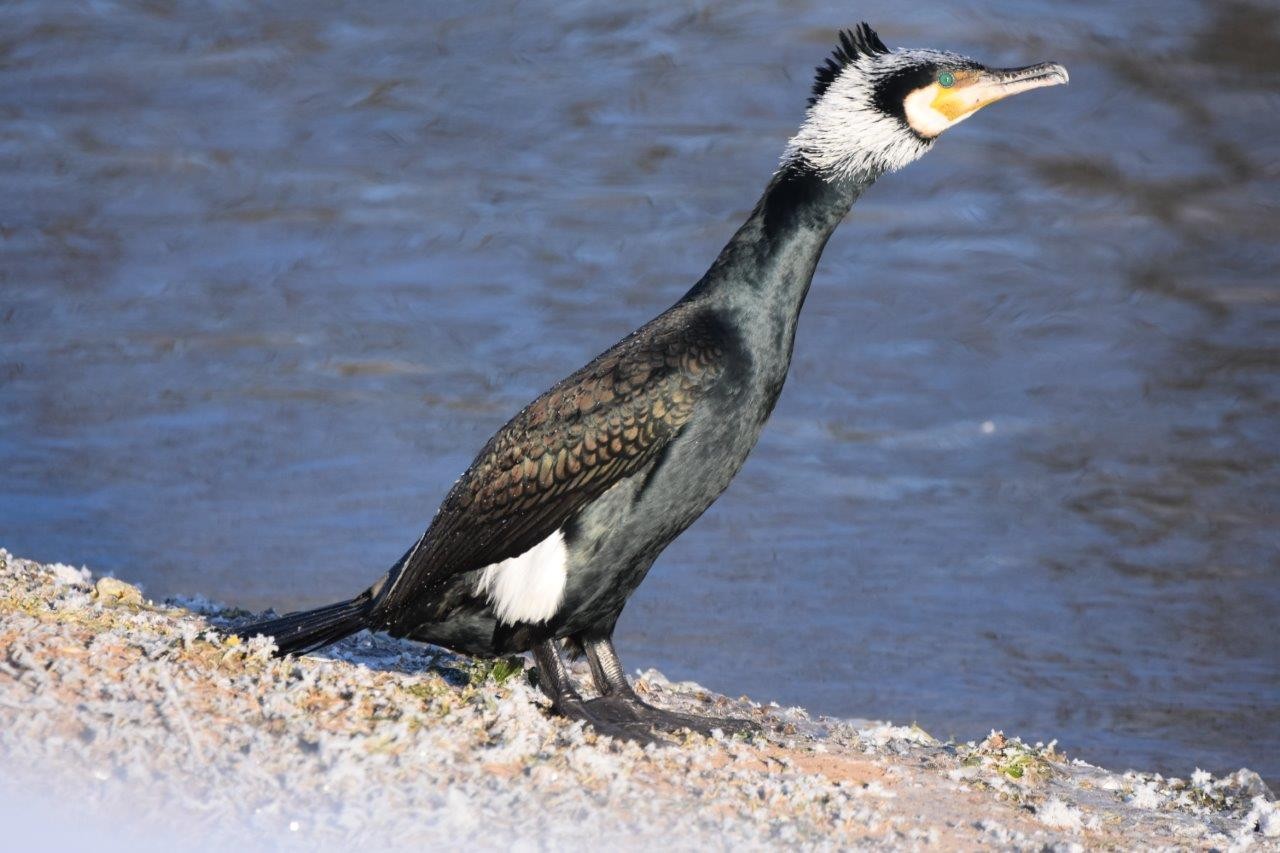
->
[376,308,727,616]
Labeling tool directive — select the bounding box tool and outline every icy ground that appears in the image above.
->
[0,548,1275,850]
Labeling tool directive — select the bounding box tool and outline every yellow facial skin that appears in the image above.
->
[905,62,1069,138]
[931,70,987,121]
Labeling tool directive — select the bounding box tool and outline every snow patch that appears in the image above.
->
[1127,781,1165,810]
[1245,796,1280,838]
[46,562,91,587]
[1037,797,1084,831]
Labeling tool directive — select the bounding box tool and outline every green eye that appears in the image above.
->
[938,71,956,88]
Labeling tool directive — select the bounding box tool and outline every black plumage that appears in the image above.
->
[241,24,1067,741]
[246,159,856,740]
[375,303,732,622]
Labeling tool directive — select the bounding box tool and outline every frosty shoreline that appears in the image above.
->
[0,548,1275,850]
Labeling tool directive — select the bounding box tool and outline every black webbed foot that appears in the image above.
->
[581,635,763,739]
[552,696,667,746]
[538,637,764,743]
[532,639,667,746]
[616,695,761,738]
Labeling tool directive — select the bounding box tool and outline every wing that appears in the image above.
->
[376,305,729,615]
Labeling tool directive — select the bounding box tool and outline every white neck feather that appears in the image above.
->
[783,51,936,180]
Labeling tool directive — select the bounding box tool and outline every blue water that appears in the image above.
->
[2,0,1277,783]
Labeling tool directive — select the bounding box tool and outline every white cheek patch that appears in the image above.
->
[903,87,954,138]
[474,530,568,625]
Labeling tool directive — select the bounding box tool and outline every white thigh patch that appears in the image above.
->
[473,530,568,625]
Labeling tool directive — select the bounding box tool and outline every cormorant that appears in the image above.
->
[242,24,1068,741]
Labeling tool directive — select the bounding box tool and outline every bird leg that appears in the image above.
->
[583,637,761,737]
[530,640,662,745]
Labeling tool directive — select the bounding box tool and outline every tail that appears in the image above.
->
[238,590,376,656]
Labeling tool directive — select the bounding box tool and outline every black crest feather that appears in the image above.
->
[809,23,891,106]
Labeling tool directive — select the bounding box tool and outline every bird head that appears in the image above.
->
[785,24,1068,180]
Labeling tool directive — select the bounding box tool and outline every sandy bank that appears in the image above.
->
[0,548,1274,850]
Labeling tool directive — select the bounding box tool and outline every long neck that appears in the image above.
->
[685,161,872,364]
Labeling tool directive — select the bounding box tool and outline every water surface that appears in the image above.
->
[2,0,1277,782]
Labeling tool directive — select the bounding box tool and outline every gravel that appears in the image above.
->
[1,547,1275,851]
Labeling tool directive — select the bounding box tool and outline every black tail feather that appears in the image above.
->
[238,592,375,656]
